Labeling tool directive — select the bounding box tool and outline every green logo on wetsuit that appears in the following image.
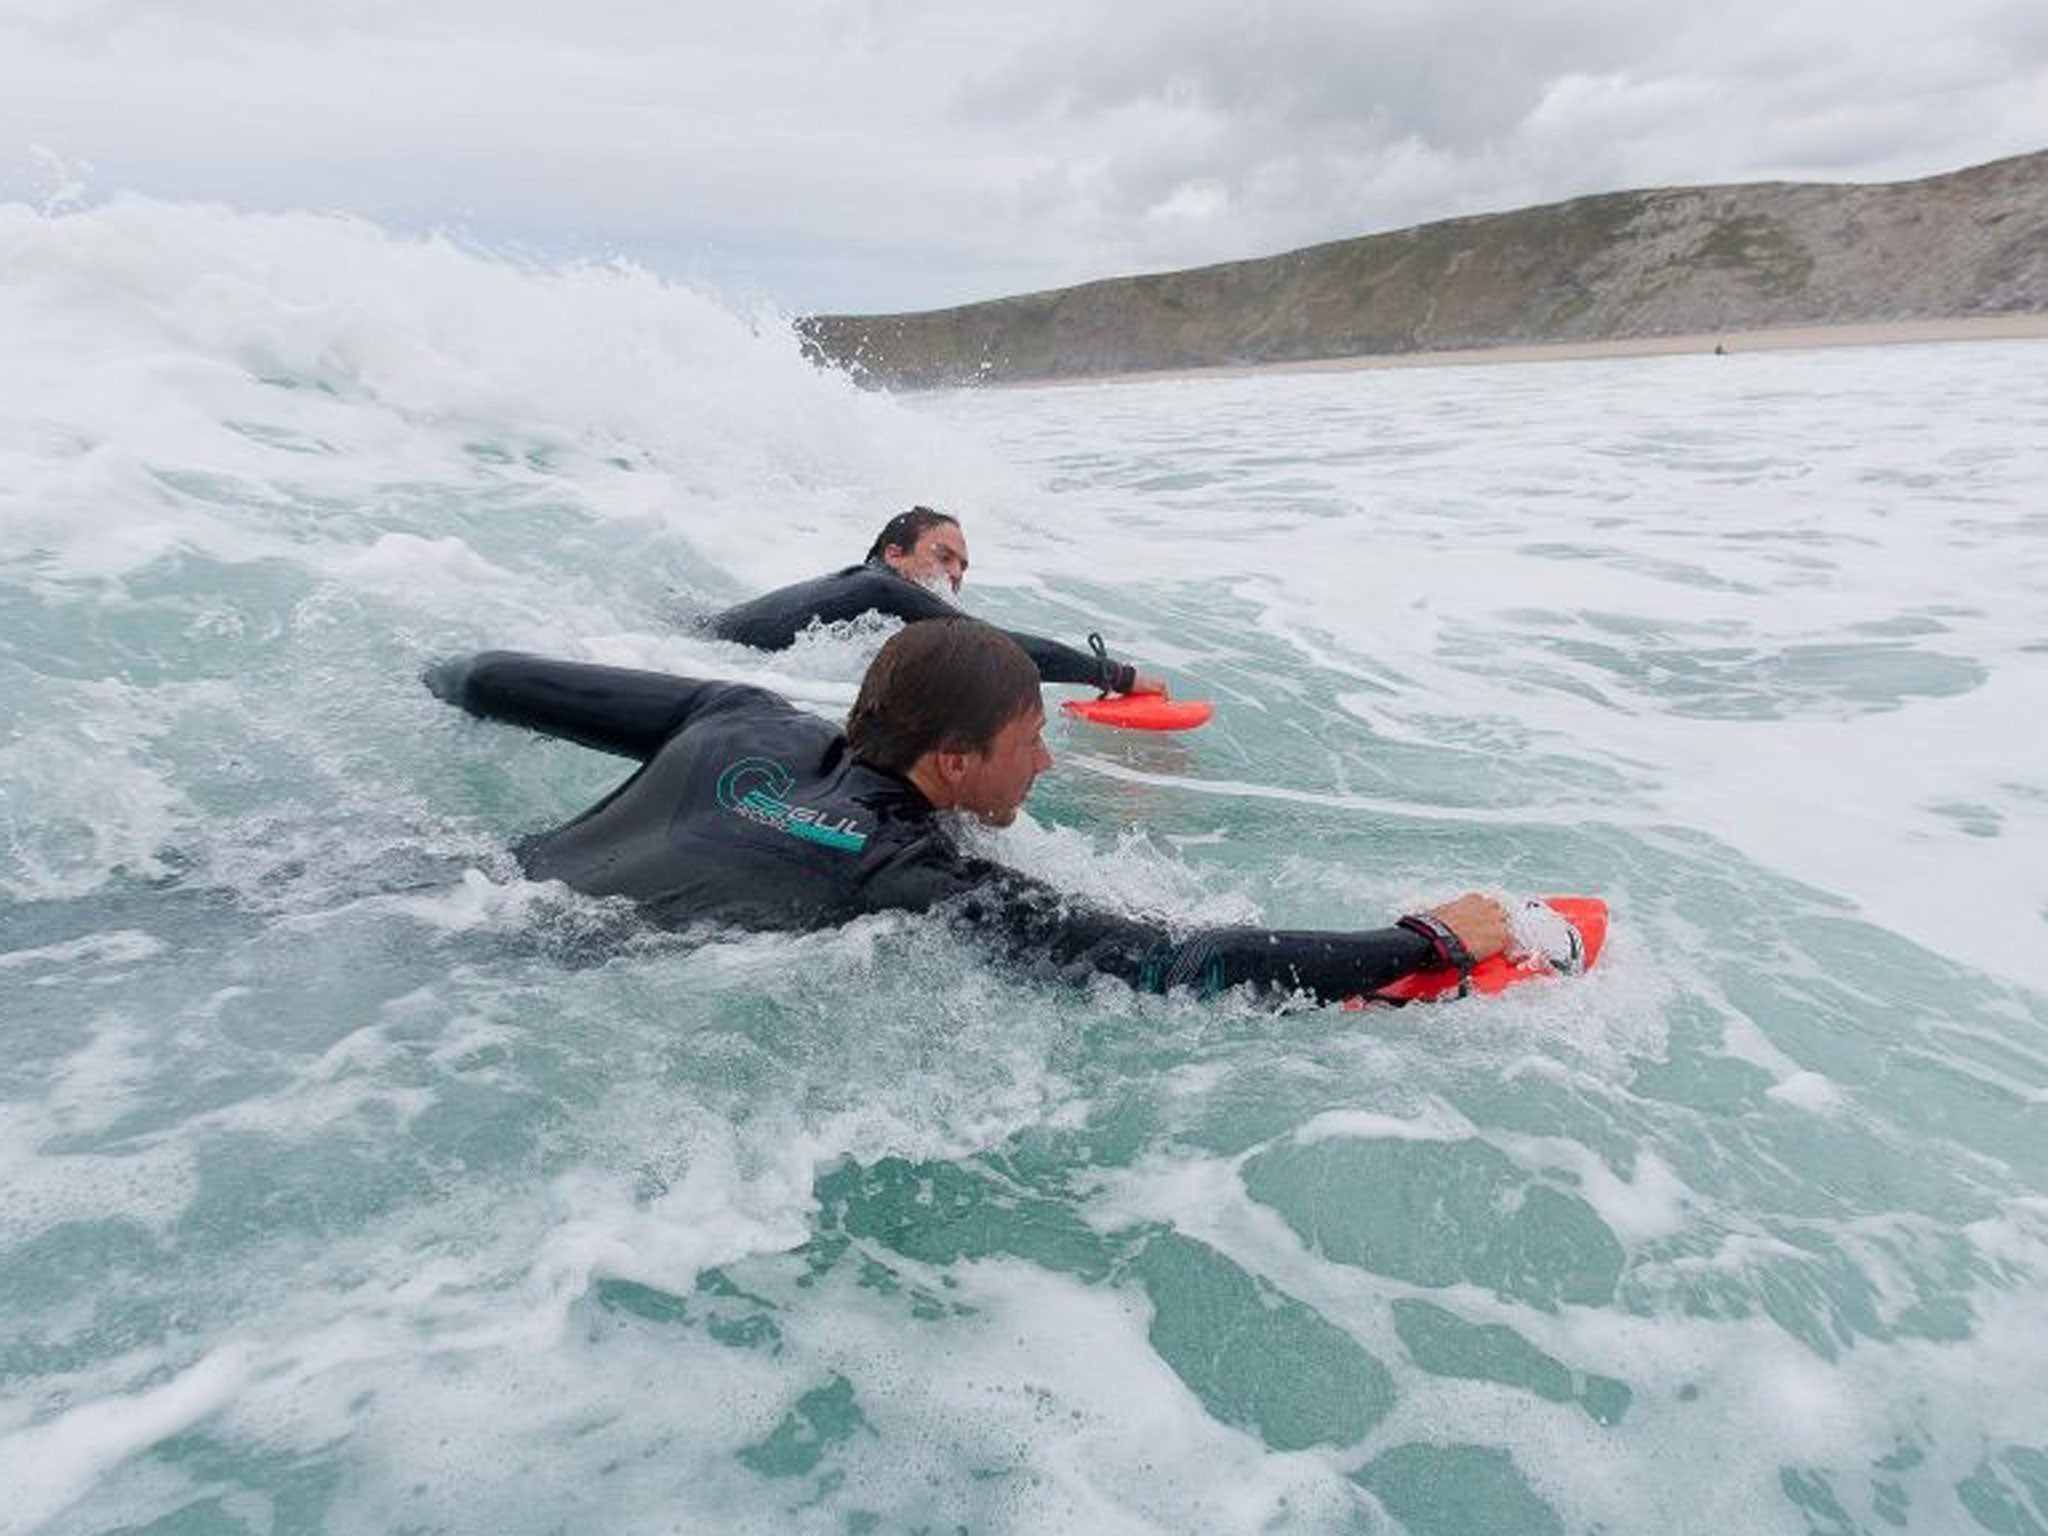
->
[715,757,869,853]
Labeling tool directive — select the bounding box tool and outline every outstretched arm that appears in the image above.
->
[849,574,1156,693]
[713,566,1161,693]
[1004,630,1152,693]
[875,846,1504,1004]
[424,651,770,761]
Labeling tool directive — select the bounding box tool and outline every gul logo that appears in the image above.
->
[715,757,868,853]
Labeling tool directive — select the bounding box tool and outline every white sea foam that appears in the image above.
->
[0,1127,199,1244]
[0,930,164,970]
[0,1346,249,1536]
[1768,1069,1847,1112]
[5,197,2046,1536]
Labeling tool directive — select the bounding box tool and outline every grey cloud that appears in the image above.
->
[933,0,2048,282]
[1,0,2042,311]
[957,0,1662,150]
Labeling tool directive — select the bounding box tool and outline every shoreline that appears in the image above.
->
[1032,314,2048,387]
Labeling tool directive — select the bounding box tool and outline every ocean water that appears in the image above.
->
[4,198,2047,1536]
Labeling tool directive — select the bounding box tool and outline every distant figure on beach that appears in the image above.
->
[705,505,1166,696]
[1713,343,1729,356]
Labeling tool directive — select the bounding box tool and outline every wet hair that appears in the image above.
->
[863,506,960,566]
[846,618,1041,775]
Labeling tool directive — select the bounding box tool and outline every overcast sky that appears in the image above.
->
[5,0,2046,314]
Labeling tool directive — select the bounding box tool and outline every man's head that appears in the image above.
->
[865,506,968,594]
[846,618,1049,826]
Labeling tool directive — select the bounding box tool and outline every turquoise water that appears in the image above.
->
[4,200,2048,1535]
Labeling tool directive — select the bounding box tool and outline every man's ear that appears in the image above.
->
[929,745,975,790]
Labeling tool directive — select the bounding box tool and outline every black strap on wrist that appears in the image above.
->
[1087,631,1118,695]
[1397,912,1476,976]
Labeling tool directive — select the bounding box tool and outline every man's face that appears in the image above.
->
[953,707,1051,826]
[887,522,970,594]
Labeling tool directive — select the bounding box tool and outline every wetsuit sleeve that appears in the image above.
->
[1003,631,1138,693]
[424,651,767,761]
[861,578,957,624]
[874,849,1436,1003]
[708,564,1140,690]
[803,570,1140,691]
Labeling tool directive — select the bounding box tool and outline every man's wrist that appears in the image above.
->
[1397,912,1476,973]
[1084,631,1135,695]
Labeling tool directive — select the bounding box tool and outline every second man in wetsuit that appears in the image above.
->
[706,506,1166,697]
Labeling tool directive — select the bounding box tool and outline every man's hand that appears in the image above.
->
[1124,672,1169,697]
[1424,893,1511,963]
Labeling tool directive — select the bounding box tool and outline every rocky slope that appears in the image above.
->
[798,150,2048,386]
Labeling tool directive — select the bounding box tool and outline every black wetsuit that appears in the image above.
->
[427,651,1442,1002]
[707,563,1140,693]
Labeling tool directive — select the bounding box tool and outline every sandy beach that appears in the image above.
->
[1092,313,2048,386]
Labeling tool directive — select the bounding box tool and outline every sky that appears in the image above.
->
[4,0,2046,315]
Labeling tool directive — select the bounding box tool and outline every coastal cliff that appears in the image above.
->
[798,150,2048,387]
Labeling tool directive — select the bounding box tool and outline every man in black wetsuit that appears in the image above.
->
[427,619,1511,1002]
[707,506,1167,697]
